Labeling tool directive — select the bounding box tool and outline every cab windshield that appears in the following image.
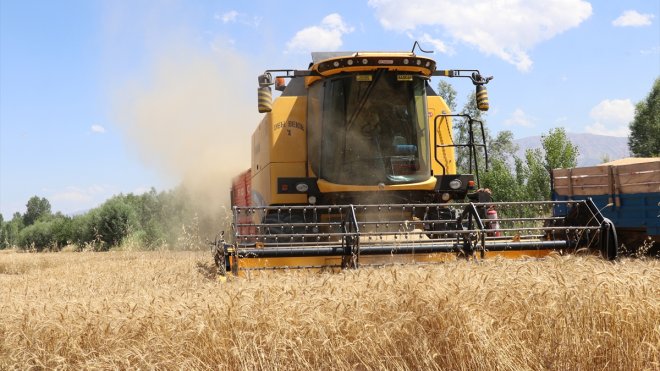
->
[308,71,430,185]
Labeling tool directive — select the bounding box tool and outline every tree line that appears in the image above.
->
[0,188,228,252]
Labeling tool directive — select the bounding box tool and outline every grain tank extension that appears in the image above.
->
[213,46,617,275]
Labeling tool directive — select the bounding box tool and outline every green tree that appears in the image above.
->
[481,130,525,201]
[23,196,52,226]
[481,159,525,202]
[14,212,73,251]
[50,214,74,247]
[524,148,551,201]
[541,127,578,171]
[2,212,24,248]
[70,212,98,248]
[489,130,519,164]
[120,190,167,248]
[0,214,5,249]
[18,221,54,251]
[628,77,660,157]
[94,197,138,249]
[437,80,458,112]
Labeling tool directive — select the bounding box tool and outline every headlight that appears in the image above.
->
[449,179,462,190]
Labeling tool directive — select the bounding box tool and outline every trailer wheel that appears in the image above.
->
[600,218,618,261]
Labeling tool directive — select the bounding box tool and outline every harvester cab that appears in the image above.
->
[213,45,617,276]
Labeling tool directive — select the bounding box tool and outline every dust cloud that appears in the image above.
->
[115,45,259,228]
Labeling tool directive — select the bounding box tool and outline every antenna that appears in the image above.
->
[411,41,433,55]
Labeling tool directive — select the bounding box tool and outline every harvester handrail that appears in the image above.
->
[231,200,591,210]
[234,221,343,228]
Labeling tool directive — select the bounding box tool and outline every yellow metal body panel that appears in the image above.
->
[252,96,307,171]
[316,176,437,193]
[251,117,270,177]
[251,95,307,206]
[270,98,307,163]
[231,249,554,275]
[427,95,457,176]
[251,162,307,206]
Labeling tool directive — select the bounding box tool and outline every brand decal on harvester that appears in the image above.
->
[273,120,304,132]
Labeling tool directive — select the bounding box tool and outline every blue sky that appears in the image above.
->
[1,0,658,218]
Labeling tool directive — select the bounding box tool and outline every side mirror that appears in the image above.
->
[257,73,273,113]
[475,85,489,111]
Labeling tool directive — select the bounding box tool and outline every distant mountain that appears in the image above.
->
[513,133,630,167]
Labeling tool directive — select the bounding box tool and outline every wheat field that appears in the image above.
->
[0,249,658,370]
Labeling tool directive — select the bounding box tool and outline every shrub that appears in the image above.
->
[94,198,138,249]
[18,221,54,251]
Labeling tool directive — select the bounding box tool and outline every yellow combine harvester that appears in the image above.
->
[213,44,617,276]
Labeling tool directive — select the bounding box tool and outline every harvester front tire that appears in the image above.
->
[212,244,227,276]
[424,206,455,239]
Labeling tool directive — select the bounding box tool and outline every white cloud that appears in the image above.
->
[91,124,106,133]
[368,0,592,72]
[50,185,112,214]
[51,190,93,203]
[612,10,654,27]
[584,99,635,137]
[641,46,660,55]
[216,10,238,23]
[286,14,354,53]
[51,185,107,202]
[214,11,262,27]
[584,122,629,137]
[504,108,534,127]
[417,33,453,55]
